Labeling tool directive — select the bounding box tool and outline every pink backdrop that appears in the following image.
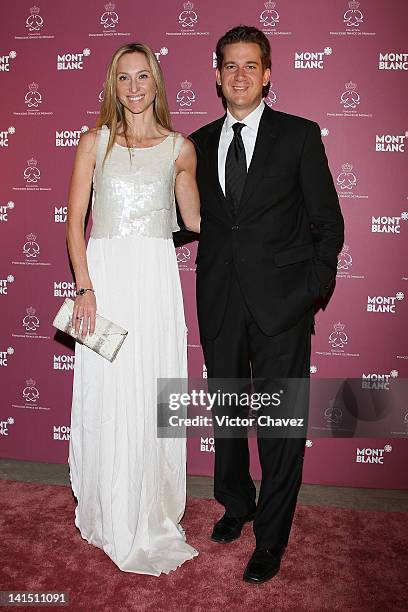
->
[0,0,407,488]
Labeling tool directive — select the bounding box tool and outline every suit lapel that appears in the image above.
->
[206,117,232,219]
[238,105,280,212]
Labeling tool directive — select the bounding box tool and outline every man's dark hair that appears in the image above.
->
[215,25,271,71]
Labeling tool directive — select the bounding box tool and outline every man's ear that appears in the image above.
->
[215,68,221,87]
[263,68,271,87]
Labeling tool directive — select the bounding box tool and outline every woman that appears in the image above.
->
[66,42,200,575]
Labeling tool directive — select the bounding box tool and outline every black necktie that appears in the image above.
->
[225,122,247,214]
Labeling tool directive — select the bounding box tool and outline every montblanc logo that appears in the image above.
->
[0,126,16,147]
[26,5,43,32]
[337,245,353,271]
[24,158,41,184]
[0,417,15,436]
[343,1,363,28]
[259,1,279,28]
[340,81,360,110]
[371,212,408,234]
[361,370,398,390]
[336,163,356,190]
[53,354,75,371]
[100,2,119,28]
[379,52,408,71]
[200,436,214,452]
[0,201,15,222]
[356,444,392,464]
[57,48,91,70]
[55,125,88,147]
[25,82,42,108]
[310,365,318,374]
[294,47,332,69]
[178,1,198,28]
[54,205,67,223]
[54,281,76,298]
[0,346,15,367]
[321,128,329,137]
[329,322,348,350]
[367,292,404,314]
[375,132,407,153]
[176,81,195,107]
[0,50,16,72]
[0,275,14,296]
[53,425,70,441]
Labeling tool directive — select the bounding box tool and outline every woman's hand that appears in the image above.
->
[72,291,97,337]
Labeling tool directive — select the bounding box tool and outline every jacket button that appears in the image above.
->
[231,225,239,231]
[225,259,232,265]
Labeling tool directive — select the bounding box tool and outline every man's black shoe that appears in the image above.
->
[243,547,282,583]
[210,512,255,543]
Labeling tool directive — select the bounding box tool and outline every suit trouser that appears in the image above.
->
[200,268,312,554]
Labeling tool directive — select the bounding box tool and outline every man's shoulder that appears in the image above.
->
[189,116,225,146]
[266,107,319,132]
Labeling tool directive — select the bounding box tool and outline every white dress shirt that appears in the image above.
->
[218,100,265,196]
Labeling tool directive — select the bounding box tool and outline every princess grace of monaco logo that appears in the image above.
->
[0,201,15,222]
[24,158,40,183]
[329,322,348,349]
[22,378,39,403]
[259,1,279,28]
[0,126,16,147]
[57,48,91,70]
[343,1,363,28]
[0,346,15,367]
[361,369,398,390]
[179,1,198,28]
[337,245,353,271]
[367,292,404,313]
[0,275,14,296]
[0,417,15,436]
[0,51,17,72]
[265,83,277,107]
[337,163,356,190]
[25,82,42,108]
[55,125,88,147]
[375,132,408,152]
[23,233,40,259]
[100,2,118,28]
[379,52,408,71]
[26,6,43,32]
[340,81,360,110]
[23,307,40,333]
[372,212,408,234]
[177,81,195,107]
[356,444,392,464]
[294,47,332,69]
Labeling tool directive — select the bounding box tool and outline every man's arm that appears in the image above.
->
[300,121,344,298]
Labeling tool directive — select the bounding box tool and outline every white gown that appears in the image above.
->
[68,126,198,575]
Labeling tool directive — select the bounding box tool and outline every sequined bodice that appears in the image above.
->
[90,125,184,239]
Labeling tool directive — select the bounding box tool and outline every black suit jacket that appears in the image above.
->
[188,105,344,339]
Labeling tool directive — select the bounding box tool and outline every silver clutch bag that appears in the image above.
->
[53,298,128,362]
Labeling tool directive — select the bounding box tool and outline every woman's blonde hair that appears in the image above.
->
[97,42,172,164]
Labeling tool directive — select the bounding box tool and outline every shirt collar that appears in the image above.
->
[225,100,265,133]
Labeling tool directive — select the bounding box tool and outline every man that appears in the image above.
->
[189,26,344,583]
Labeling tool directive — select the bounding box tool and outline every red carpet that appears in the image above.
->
[0,480,406,611]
